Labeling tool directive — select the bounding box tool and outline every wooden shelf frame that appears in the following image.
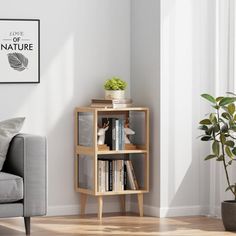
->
[74,106,149,219]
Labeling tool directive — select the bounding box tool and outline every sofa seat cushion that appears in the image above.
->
[0,172,23,203]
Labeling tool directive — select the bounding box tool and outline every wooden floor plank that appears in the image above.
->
[0,213,234,236]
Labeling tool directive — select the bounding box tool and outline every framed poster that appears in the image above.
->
[0,19,40,83]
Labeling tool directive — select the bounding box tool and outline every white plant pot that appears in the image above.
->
[105,90,125,100]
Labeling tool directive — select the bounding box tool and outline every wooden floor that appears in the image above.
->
[0,213,235,236]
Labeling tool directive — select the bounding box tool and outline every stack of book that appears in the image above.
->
[91,98,132,108]
[97,159,139,192]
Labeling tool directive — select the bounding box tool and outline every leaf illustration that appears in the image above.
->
[7,53,28,72]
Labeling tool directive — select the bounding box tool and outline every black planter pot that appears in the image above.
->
[222,200,236,231]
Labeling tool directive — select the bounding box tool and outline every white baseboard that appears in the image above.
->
[130,203,209,217]
[159,205,209,218]
[47,201,214,218]
[47,200,131,217]
[207,206,221,218]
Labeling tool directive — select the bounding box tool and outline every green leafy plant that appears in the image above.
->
[199,93,236,199]
[104,77,127,90]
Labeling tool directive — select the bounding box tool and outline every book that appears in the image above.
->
[101,161,106,192]
[98,161,102,192]
[98,160,106,192]
[118,119,125,150]
[113,161,117,191]
[125,160,139,190]
[129,160,139,190]
[98,159,138,192]
[108,160,113,191]
[124,163,127,190]
[105,161,109,192]
[116,160,123,191]
[90,103,132,108]
[112,119,119,150]
[115,119,119,151]
[91,98,133,108]
[91,98,132,104]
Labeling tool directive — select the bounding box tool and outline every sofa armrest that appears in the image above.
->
[4,134,47,216]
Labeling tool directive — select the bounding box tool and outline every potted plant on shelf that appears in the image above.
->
[104,76,127,100]
[199,93,236,231]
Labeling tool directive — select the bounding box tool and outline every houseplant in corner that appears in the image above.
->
[199,93,236,231]
[104,76,127,100]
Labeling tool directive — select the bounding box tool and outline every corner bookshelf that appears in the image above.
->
[74,107,149,219]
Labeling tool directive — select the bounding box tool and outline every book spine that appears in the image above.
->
[109,160,113,191]
[125,160,136,190]
[112,119,116,150]
[129,160,139,190]
[98,160,102,192]
[113,161,117,191]
[121,119,125,150]
[116,160,122,191]
[115,160,119,191]
[121,160,124,191]
[105,161,109,192]
[101,161,106,192]
[115,119,119,151]
[124,162,127,190]
[118,120,122,150]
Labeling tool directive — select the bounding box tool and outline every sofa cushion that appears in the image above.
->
[0,172,23,203]
[0,117,25,171]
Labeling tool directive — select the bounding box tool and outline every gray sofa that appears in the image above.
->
[0,134,47,235]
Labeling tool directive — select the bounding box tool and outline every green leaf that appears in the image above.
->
[212,141,220,156]
[212,105,220,109]
[205,126,213,135]
[221,123,229,133]
[232,147,236,155]
[209,113,217,124]
[201,94,216,104]
[219,97,236,106]
[226,92,236,96]
[234,114,236,121]
[198,125,208,131]
[201,136,213,141]
[225,146,234,159]
[213,124,220,132]
[216,96,224,102]
[217,155,224,161]
[222,112,231,120]
[225,185,235,192]
[199,119,212,125]
[225,140,235,147]
[228,103,236,115]
[204,155,216,160]
[220,133,226,144]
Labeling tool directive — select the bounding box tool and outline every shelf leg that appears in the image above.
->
[137,193,144,217]
[120,195,126,213]
[98,196,103,220]
[80,193,87,215]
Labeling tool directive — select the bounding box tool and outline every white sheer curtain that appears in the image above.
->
[210,0,236,217]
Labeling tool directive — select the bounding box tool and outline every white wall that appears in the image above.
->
[160,0,216,217]
[0,0,223,217]
[131,0,216,217]
[130,0,161,216]
[0,0,130,215]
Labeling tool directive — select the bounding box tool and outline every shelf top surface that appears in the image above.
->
[75,106,149,112]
